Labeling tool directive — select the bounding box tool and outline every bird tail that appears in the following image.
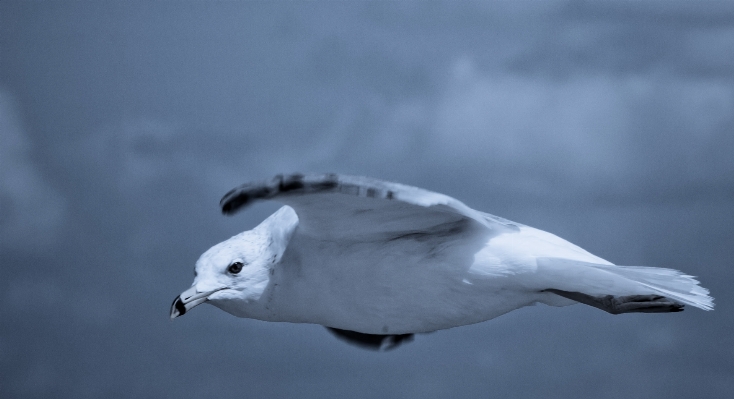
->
[535,258,714,311]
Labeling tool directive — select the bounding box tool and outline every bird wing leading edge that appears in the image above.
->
[220,173,519,241]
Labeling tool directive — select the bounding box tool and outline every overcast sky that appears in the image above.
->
[1,1,733,398]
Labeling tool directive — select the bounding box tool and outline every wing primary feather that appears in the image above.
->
[221,173,341,215]
[219,173,516,234]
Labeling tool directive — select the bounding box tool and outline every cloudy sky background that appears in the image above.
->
[1,1,733,397]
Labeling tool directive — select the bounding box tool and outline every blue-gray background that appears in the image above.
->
[1,1,732,398]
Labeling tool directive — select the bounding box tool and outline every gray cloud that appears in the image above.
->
[0,90,66,250]
[1,1,732,398]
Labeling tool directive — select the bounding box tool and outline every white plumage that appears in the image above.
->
[171,174,713,348]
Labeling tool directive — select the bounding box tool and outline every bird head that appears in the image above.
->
[170,206,297,319]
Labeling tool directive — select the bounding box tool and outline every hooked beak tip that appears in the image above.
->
[170,296,187,320]
[170,286,227,320]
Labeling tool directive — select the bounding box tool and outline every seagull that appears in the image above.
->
[171,173,713,350]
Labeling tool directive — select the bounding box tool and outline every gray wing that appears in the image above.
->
[220,173,519,240]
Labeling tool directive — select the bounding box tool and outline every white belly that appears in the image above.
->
[259,229,545,334]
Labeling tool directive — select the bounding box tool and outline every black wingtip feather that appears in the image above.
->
[219,173,406,216]
[219,173,341,215]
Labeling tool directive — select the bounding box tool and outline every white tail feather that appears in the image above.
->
[590,264,714,311]
[535,258,714,311]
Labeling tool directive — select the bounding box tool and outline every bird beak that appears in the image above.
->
[170,286,226,319]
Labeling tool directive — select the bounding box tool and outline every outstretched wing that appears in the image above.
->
[220,173,519,240]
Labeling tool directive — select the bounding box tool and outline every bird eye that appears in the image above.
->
[227,262,244,274]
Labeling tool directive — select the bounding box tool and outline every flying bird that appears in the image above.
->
[171,174,713,350]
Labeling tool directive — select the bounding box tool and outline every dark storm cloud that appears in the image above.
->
[0,91,65,250]
[508,0,734,78]
[1,1,732,398]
